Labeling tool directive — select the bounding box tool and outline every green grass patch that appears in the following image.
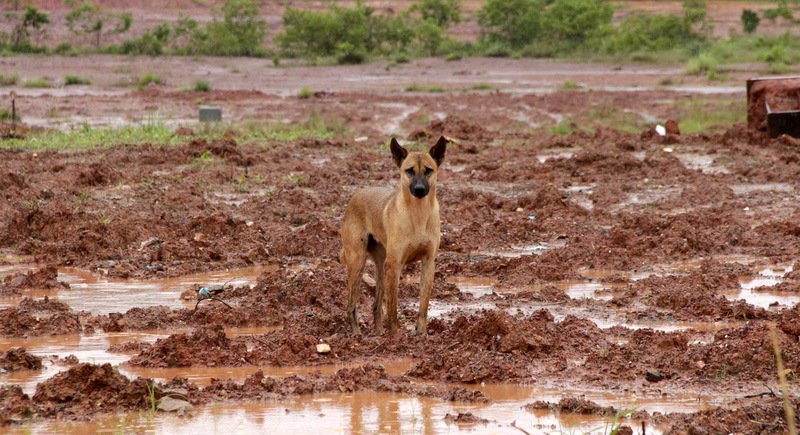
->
[298,86,313,99]
[0,109,20,121]
[23,77,52,88]
[137,73,164,90]
[405,83,446,93]
[1,112,345,152]
[465,83,496,91]
[193,80,212,92]
[558,80,582,91]
[64,75,90,86]
[0,73,19,86]
[549,121,574,136]
[678,98,745,134]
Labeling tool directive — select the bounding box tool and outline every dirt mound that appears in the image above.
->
[0,386,33,426]
[32,363,150,418]
[526,397,616,415]
[691,323,800,382]
[444,412,488,424]
[128,324,249,368]
[409,310,606,383]
[0,297,81,337]
[626,270,769,321]
[409,117,491,142]
[1,265,68,294]
[0,348,42,371]
[662,397,799,434]
[202,364,490,403]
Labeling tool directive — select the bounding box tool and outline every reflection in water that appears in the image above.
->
[11,384,718,435]
[727,263,800,309]
[0,327,281,395]
[55,266,266,315]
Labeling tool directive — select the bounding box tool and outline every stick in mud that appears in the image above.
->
[770,323,798,435]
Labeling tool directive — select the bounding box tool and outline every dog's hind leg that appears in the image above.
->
[416,255,436,334]
[343,236,368,335]
[369,242,387,335]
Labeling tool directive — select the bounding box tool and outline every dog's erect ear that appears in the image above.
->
[429,136,447,167]
[390,138,408,168]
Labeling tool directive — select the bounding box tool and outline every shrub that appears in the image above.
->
[64,75,90,86]
[9,6,49,50]
[409,0,461,29]
[193,80,211,92]
[477,0,544,50]
[137,73,163,90]
[541,0,612,51]
[687,53,718,79]
[298,86,312,99]
[276,2,412,59]
[65,1,132,49]
[0,73,20,86]
[741,9,760,34]
[24,77,51,88]
[477,0,612,53]
[120,23,170,55]
[764,0,793,22]
[600,13,696,54]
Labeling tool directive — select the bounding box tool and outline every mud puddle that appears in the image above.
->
[726,263,800,309]
[54,266,266,315]
[473,241,566,259]
[10,383,718,435]
[674,153,730,174]
[124,358,417,388]
[0,326,281,394]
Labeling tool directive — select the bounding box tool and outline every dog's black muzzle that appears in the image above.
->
[410,177,429,198]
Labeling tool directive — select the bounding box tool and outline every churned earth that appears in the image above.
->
[0,58,799,433]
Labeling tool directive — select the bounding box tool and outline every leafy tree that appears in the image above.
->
[542,0,612,49]
[741,9,760,34]
[65,1,132,49]
[410,0,461,29]
[477,0,544,49]
[11,6,49,48]
[191,0,266,56]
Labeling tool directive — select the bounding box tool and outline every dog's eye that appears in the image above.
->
[405,168,415,176]
[424,167,434,176]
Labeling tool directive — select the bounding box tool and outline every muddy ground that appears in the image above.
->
[1,57,800,433]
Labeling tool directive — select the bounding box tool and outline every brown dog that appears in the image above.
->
[340,136,447,335]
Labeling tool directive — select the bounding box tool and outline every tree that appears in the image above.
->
[410,0,461,29]
[741,9,760,34]
[65,1,132,49]
[10,6,49,48]
[477,0,545,49]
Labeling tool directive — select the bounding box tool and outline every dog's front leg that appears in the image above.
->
[383,256,401,335]
[416,255,435,334]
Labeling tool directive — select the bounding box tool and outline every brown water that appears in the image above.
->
[0,326,281,395]
[0,265,267,314]
[7,383,718,435]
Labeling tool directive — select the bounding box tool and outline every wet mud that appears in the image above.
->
[1,84,800,432]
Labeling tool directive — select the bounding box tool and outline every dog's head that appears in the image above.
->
[390,136,447,199]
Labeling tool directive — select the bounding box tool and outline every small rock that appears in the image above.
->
[645,371,664,382]
[354,136,368,142]
[361,274,376,287]
[157,396,194,415]
[138,237,161,251]
[316,343,331,354]
[655,125,666,136]
[696,360,706,369]
[515,207,524,212]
